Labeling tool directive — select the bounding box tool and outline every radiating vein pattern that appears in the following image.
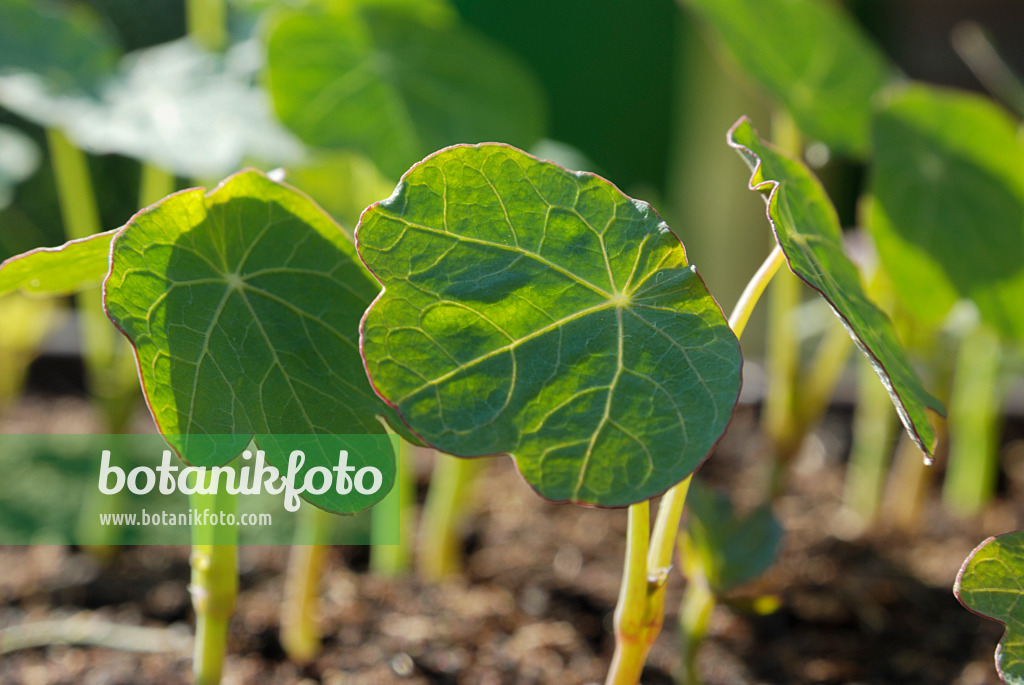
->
[358,144,741,506]
[103,170,395,514]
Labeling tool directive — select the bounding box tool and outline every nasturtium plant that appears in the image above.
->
[357,143,742,507]
[682,480,782,593]
[0,229,115,298]
[728,117,944,458]
[955,531,1024,684]
[682,0,893,157]
[264,0,546,180]
[869,83,1024,341]
[102,170,396,514]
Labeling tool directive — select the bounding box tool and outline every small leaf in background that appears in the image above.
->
[358,143,742,507]
[103,170,395,514]
[955,531,1024,685]
[682,0,893,157]
[264,0,546,179]
[869,83,1024,341]
[0,37,304,178]
[0,0,119,94]
[0,124,40,210]
[682,480,782,593]
[0,229,116,298]
[728,117,945,459]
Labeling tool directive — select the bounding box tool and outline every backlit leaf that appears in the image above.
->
[103,170,396,514]
[265,0,545,179]
[728,117,944,459]
[358,143,742,507]
[869,84,1024,340]
[682,0,893,156]
[955,531,1024,685]
[0,229,116,298]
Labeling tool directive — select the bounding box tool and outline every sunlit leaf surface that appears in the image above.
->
[0,229,116,298]
[728,117,944,459]
[103,171,395,513]
[956,531,1024,685]
[358,143,741,506]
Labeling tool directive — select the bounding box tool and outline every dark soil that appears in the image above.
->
[0,397,1017,684]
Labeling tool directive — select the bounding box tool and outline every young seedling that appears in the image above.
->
[262,0,549,586]
[677,480,782,684]
[0,170,401,684]
[354,121,941,682]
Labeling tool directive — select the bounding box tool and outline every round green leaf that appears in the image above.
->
[683,0,893,156]
[264,0,546,179]
[728,117,944,460]
[955,531,1024,685]
[103,170,396,514]
[357,143,742,507]
[869,83,1024,341]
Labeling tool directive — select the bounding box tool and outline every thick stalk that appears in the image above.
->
[882,431,939,532]
[605,245,785,685]
[370,438,416,576]
[795,317,852,430]
[280,504,334,662]
[190,485,238,685]
[139,164,176,208]
[607,501,652,685]
[187,0,228,52]
[678,574,715,685]
[843,355,898,525]
[418,453,485,581]
[943,322,1003,515]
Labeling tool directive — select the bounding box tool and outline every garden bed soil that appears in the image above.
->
[0,396,1018,684]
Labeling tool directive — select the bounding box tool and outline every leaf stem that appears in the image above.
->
[607,501,652,685]
[186,0,228,52]
[280,504,334,662]
[139,164,176,208]
[418,453,485,581]
[942,321,1003,515]
[370,438,416,576]
[606,244,786,684]
[189,485,238,685]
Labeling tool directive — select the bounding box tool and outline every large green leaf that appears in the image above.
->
[264,0,546,179]
[0,38,303,177]
[103,170,396,514]
[357,143,742,507]
[728,117,944,459]
[682,0,893,156]
[869,84,1024,340]
[0,229,116,298]
[955,531,1024,685]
